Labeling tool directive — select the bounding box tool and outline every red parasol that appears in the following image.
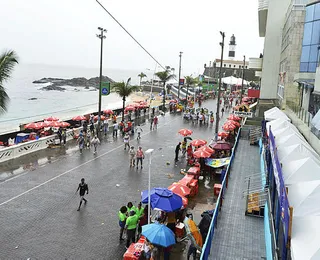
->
[222,122,236,131]
[169,99,178,103]
[125,106,136,111]
[193,150,211,158]
[181,196,188,208]
[190,139,207,147]
[197,145,214,154]
[227,114,241,121]
[94,115,106,121]
[72,115,86,121]
[178,128,193,136]
[168,182,191,197]
[44,116,59,121]
[59,122,70,128]
[104,109,114,114]
[218,131,229,138]
[25,122,43,130]
[210,141,232,150]
[227,120,240,127]
[48,121,61,127]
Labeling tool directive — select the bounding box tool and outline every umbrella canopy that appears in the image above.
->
[103,109,114,114]
[125,106,136,111]
[72,115,86,121]
[222,122,236,131]
[169,99,178,104]
[141,188,183,212]
[227,114,241,121]
[197,145,214,154]
[190,139,207,147]
[93,115,106,121]
[184,217,203,251]
[178,129,193,136]
[168,182,191,197]
[227,120,240,127]
[218,131,229,138]
[44,116,59,121]
[39,121,51,128]
[48,121,61,128]
[59,122,70,128]
[193,150,211,158]
[141,223,176,247]
[211,141,232,150]
[25,122,43,130]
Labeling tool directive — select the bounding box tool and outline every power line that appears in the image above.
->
[96,0,166,71]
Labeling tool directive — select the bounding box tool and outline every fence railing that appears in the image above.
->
[286,101,313,128]
[200,127,242,259]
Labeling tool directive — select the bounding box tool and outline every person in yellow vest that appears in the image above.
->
[118,206,127,241]
[125,210,139,249]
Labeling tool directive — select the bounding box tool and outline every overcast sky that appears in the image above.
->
[1,0,264,76]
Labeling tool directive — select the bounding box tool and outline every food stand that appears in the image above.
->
[123,236,146,260]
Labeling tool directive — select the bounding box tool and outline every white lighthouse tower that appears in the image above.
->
[228,34,236,60]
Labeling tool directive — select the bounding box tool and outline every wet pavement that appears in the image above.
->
[0,99,228,259]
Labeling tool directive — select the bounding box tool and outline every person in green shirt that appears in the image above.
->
[127,202,136,215]
[118,206,127,241]
[125,210,139,248]
[136,202,145,239]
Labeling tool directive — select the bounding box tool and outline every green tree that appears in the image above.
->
[0,50,19,113]
[112,78,138,121]
[184,75,196,99]
[138,72,147,87]
[155,66,175,111]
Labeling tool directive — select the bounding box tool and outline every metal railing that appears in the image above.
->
[286,100,314,128]
[200,127,242,259]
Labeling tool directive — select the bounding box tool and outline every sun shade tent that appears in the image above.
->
[221,76,249,86]
[264,107,290,121]
[276,133,312,149]
[277,143,320,163]
[272,125,302,139]
[291,216,320,260]
[281,157,320,185]
[287,181,320,217]
[266,118,292,134]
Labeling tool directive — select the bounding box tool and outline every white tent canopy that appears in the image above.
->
[267,118,293,134]
[221,76,248,86]
[276,133,311,148]
[264,107,290,121]
[282,157,320,185]
[291,216,320,260]
[288,181,320,217]
[272,126,303,139]
[278,143,320,163]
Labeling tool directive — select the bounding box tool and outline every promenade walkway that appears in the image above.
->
[210,139,266,260]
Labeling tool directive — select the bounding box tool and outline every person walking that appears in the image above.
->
[150,114,154,130]
[175,142,181,162]
[153,116,158,130]
[123,132,130,150]
[181,139,187,156]
[129,146,136,167]
[90,122,95,135]
[125,210,139,249]
[103,118,109,136]
[62,128,66,145]
[77,132,85,154]
[113,121,118,138]
[91,135,100,154]
[118,206,127,241]
[136,125,143,140]
[76,178,89,211]
[136,146,145,169]
[221,107,225,118]
[82,120,88,133]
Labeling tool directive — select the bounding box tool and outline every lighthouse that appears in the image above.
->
[228,34,236,60]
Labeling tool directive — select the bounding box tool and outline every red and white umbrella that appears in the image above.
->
[25,122,43,130]
[103,109,114,115]
[94,115,106,121]
[72,115,86,121]
[125,106,136,111]
[222,122,236,131]
[48,121,61,128]
[197,145,214,154]
[178,128,193,136]
[44,116,59,121]
[190,139,207,147]
[168,182,191,197]
[193,150,211,158]
[59,122,70,128]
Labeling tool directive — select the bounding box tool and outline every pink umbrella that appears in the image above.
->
[44,116,59,121]
[59,122,70,128]
[197,145,214,154]
[193,150,211,158]
[72,115,86,121]
[125,106,136,111]
[190,139,207,147]
[48,121,61,127]
[25,122,43,130]
[103,109,114,114]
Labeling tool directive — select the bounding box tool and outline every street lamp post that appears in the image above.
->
[240,55,246,103]
[215,31,225,141]
[97,27,107,138]
[178,52,183,99]
[145,148,154,224]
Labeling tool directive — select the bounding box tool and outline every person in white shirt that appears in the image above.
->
[103,119,109,136]
[123,133,130,150]
[91,135,100,154]
[113,122,118,138]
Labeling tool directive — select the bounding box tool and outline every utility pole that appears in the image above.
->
[97,27,107,138]
[178,52,183,99]
[215,31,225,141]
[240,55,246,103]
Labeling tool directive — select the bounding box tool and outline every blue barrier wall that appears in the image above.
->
[264,203,273,260]
[200,128,241,260]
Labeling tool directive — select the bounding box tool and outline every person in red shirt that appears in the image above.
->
[153,116,158,130]
[136,146,145,169]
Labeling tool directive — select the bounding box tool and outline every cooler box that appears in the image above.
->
[175,222,185,238]
[123,236,145,260]
[189,179,199,196]
[214,184,222,197]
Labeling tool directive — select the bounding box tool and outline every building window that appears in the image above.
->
[300,62,308,72]
[306,4,315,22]
[302,22,313,46]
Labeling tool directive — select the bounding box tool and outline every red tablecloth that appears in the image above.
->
[123,236,146,260]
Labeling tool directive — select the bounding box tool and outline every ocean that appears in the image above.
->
[0,63,154,134]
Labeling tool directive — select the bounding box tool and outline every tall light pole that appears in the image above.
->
[177,52,183,99]
[215,31,225,141]
[240,55,246,103]
[145,148,154,224]
[97,27,107,137]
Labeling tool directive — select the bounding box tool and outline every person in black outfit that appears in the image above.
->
[175,142,181,161]
[76,178,89,211]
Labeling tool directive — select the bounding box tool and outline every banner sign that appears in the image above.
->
[269,127,290,255]
[205,157,230,168]
[101,82,110,96]
[179,78,185,86]
[233,111,253,118]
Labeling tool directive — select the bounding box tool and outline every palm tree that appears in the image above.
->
[112,78,138,121]
[138,72,147,87]
[155,66,175,111]
[0,50,19,113]
[184,75,196,99]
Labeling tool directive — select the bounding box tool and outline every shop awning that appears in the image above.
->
[294,78,315,89]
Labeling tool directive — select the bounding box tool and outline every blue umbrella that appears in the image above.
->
[141,188,183,212]
[141,223,176,247]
